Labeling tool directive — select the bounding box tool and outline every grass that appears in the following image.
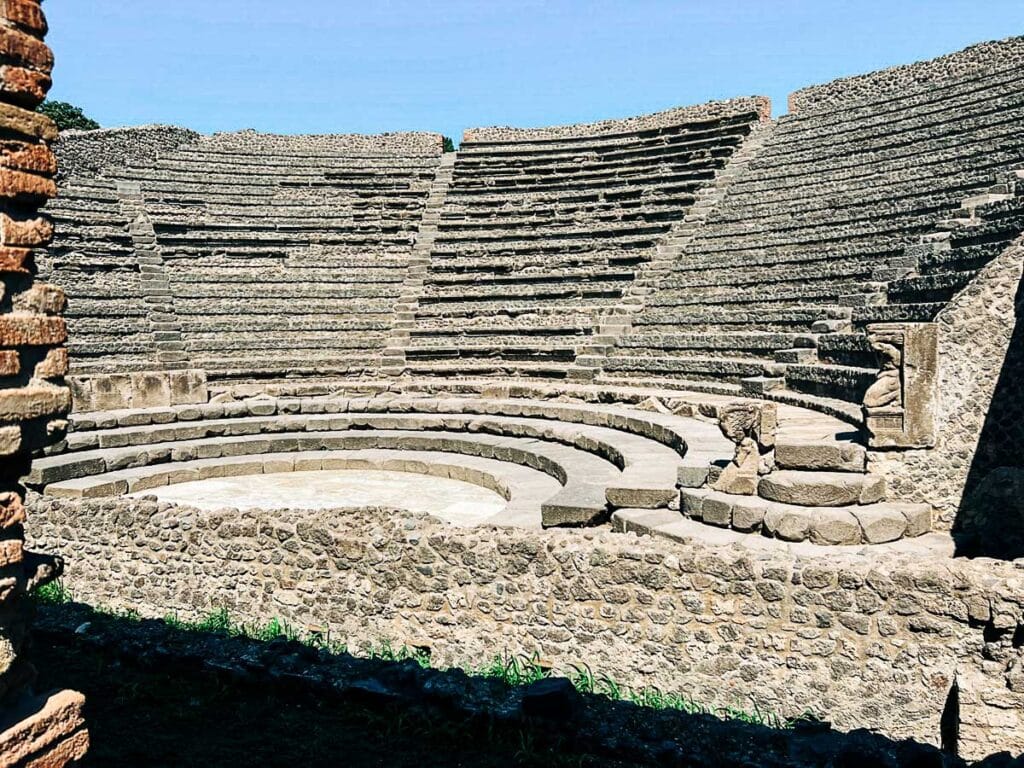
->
[33,581,803,728]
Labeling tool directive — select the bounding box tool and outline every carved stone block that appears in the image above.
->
[864,323,938,449]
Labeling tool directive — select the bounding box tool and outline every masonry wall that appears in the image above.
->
[463,96,770,143]
[869,237,1024,536]
[54,125,199,180]
[788,35,1024,114]
[28,494,1024,760]
[0,0,87,764]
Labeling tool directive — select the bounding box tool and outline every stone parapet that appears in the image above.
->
[463,96,770,143]
[788,35,1024,115]
[54,125,200,181]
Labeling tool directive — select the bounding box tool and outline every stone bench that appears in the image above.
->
[31,428,621,528]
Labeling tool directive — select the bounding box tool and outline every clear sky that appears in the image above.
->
[45,1,1024,141]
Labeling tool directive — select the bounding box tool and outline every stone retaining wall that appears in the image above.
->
[788,35,1024,115]
[463,96,770,143]
[869,236,1024,538]
[55,125,199,180]
[203,129,444,156]
[0,0,87,764]
[27,494,1024,760]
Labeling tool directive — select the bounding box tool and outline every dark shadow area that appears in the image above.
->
[27,601,1007,768]
[954,268,1024,559]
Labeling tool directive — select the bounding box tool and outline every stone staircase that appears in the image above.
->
[572,120,776,381]
[660,431,929,545]
[115,180,188,370]
[382,151,457,376]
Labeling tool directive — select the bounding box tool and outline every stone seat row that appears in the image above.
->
[47,449,561,529]
[761,63,1024,148]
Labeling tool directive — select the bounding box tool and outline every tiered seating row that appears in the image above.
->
[406,110,766,378]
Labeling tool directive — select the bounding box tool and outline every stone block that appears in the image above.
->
[808,509,862,546]
[763,506,813,542]
[701,495,733,527]
[729,496,766,532]
[130,372,172,409]
[851,506,907,544]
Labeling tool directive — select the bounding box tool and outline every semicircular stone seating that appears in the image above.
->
[39,43,1024,552]
[28,380,933,547]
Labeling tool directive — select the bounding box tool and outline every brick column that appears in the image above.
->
[0,1,88,765]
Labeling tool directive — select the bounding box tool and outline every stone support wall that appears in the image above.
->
[463,97,770,143]
[0,1,86,765]
[869,237,1024,531]
[788,35,1024,115]
[203,129,443,156]
[28,495,1024,760]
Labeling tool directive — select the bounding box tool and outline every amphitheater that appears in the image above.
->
[5,15,1024,764]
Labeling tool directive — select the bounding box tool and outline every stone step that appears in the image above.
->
[774,348,817,364]
[740,376,783,395]
[680,487,929,545]
[758,469,885,506]
[773,439,866,472]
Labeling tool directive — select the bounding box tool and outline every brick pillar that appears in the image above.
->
[0,1,88,765]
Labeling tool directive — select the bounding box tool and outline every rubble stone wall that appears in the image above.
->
[203,129,444,156]
[788,35,1024,115]
[54,125,199,181]
[0,1,87,765]
[28,495,1024,761]
[869,237,1024,528]
[463,97,770,143]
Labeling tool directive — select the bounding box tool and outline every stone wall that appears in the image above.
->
[28,494,1024,760]
[788,35,1024,115]
[463,96,770,143]
[869,236,1024,543]
[54,125,199,180]
[203,128,444,156]
[0,0,87,765]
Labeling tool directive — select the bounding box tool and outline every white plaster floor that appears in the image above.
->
[132,470,509,525]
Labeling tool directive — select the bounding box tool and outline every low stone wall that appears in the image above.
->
[202,129,444,156]
[55,125,199,180]
[27,494,1024,760]
[788,35,1024,115]
[463,96,770,143]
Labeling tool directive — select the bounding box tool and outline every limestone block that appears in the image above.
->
[87,375,132,412]
[129,372,171,409]
[774,440,866,472]
[808,509,862,545]
[168,369,207,405]
[763,506,813,542]
[700,494,733,527]
[758,471,886,507]
[851,506,908,544]
[729,496,766,532]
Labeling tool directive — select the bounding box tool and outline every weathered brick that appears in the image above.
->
[0,690,86,767]
[0,210,51,246]
[0,537,21,566]
[0,349,17,376]
[0,385,69,420]
[0,245,30,272]
[0,423,19,454]
[0,167,55,199]
[11,282,64,314]
[0,491,25,529]
[0,141,56,174]
[0,101,56,141]
[1,0,48,36]
[0,315,64,345]
[33,346,66,378]
[0,64,49,106]
[0,25,52,72]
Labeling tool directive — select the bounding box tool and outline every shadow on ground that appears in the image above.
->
[28,602,1022,768]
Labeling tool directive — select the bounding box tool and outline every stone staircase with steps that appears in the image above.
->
[115,181,189,370]
[621,430,931,546]
[381,151,457,376]
[572,120,776,381]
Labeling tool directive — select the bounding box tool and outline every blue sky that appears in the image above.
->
[45,1,1024,141]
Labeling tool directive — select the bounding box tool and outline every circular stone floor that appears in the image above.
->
[130,470,508,526]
